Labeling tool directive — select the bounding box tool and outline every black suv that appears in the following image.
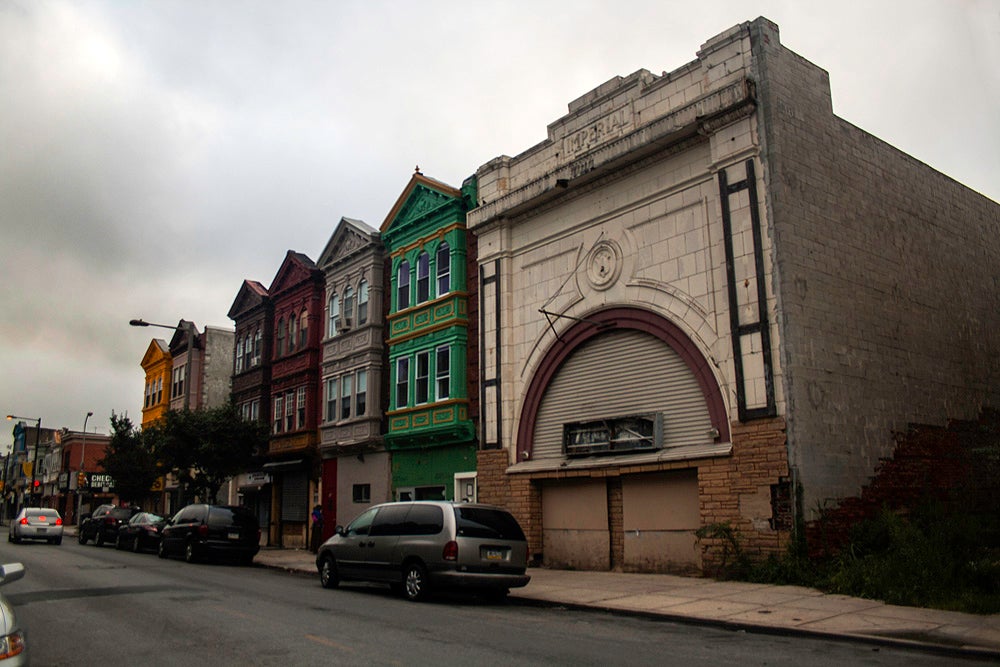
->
[158,504,260,565]
[78,504,141,546]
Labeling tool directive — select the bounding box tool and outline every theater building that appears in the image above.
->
[468,18,1000,572]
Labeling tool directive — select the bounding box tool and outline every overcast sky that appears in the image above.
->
[1,0,997,437]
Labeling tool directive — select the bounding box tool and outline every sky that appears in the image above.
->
[1,0,998,437]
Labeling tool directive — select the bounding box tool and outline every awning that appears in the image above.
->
[507,441,732,474]
[262,459,305,471]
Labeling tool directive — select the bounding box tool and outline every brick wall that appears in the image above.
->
[698,417,790,572]
[750,19,1000,514]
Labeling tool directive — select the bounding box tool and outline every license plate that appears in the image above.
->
[483,547,507,561]
[37,528,46,533]
[228,531,240,540]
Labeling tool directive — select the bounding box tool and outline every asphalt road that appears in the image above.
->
[0,539,982,666]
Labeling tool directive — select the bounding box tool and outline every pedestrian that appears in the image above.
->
[310,504,323,553]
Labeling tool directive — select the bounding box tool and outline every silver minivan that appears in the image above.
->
[316,501,531,601]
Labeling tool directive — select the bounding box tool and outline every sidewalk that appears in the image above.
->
[254,546,1000,659]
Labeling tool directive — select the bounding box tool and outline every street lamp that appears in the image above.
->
[6,414,41,507]
[76,411,93,526]
[130,318,195,411]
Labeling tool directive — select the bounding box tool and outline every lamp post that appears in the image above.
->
[76,411,93,526]
[130,318,195,411]
[6,415,41,507]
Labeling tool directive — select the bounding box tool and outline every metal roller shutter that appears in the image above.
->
[533,329,714,459]
[281,470,308,522]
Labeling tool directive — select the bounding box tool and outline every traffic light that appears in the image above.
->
[32,480,40,488]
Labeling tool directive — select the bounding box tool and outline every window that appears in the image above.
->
[171,365,185,399]
[144,382,150,408]
[250,399,259,422]
[397,260,410,310]
[297,386,306,428]
[243,333,252,370]
[276,318,285,356]
[273,395,283,433]
[356,370,367,416]
[236,338,244,373]
[357,280,369,325]
[436,242,450,295]
[328,295,339,337]
[287,315,297,353]
[285,390,295,431]
[156,377,162,404]
[352,484,371,504]
[299,311,308,348]
[436,345,450,400]
[253,328,262,366]
[395,358,409,408]
[341,375,353,420]
[345,507,377,536]
[325,378,337,422]
[415,351,429,404]
[343,286,354,324]
[416,252,430,303]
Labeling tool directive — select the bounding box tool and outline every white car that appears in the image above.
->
[0,563,27,665]
[8,508,63,545]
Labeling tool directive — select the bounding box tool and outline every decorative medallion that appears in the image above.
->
[585,239,622,290]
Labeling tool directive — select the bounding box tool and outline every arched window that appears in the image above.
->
[287,314,297,352]
[397,260,410,310]
[236,337,244,373]
[328,295,340,337]
[357,279,369,325]
[299,310,308,348]
[253,328,262,365]
[343,285,355,325]
[436,242,450,296]
[416,251,430,303]
[276,318,285,356]
[244,333,252,369]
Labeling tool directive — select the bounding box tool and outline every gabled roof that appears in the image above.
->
[228,279,269,320]
[317,217,380,270]
[380,171,463,235]
[269,250,320,297]
[167,319,200,352]
[140,339,170,369]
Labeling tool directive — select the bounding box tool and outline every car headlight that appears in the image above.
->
[0,629,26,660]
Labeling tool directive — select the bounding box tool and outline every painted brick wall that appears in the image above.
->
[750,19,1000,513]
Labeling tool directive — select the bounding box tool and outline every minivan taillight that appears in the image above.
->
[55,518,63,526]
[198,524,209,537]
[443,540,458,561]
[18,518,27,526]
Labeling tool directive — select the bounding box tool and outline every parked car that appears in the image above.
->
[78,504,141,546]
[115,512,167,553]
[8,508,63,545]
[316,501,531,602]
[158,504,260,565]
[0,562,27,665]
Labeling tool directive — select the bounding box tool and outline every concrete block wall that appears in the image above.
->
[749,18,1000,513]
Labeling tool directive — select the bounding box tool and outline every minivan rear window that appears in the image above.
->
[455,507,526,541]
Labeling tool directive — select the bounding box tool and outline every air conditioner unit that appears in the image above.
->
[338,316,353,332]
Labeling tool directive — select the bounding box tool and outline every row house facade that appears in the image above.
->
[262,251,325,548]
[317,217,387,532]
[138,320,234,515]
[227,279,274,533]
[380,172,480,505]
[466,17,1000,572]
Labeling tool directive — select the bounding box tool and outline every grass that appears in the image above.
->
[714,504,1000,614]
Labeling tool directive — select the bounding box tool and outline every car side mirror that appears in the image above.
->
[335,525,345,536]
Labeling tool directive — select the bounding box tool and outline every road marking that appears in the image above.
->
[304,634,355,653]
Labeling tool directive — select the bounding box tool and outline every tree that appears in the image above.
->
[99,413,160,507]
[155,403,267,504]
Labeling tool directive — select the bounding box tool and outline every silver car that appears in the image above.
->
[8,508,63,545]
[0,563,27,665]
[316,501,530,602]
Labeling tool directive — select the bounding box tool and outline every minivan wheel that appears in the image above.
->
[319,555,339,589]
[95,531,105,547]
[403,562,430,602]
[184,540,198,563]
[157,540,168,559]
